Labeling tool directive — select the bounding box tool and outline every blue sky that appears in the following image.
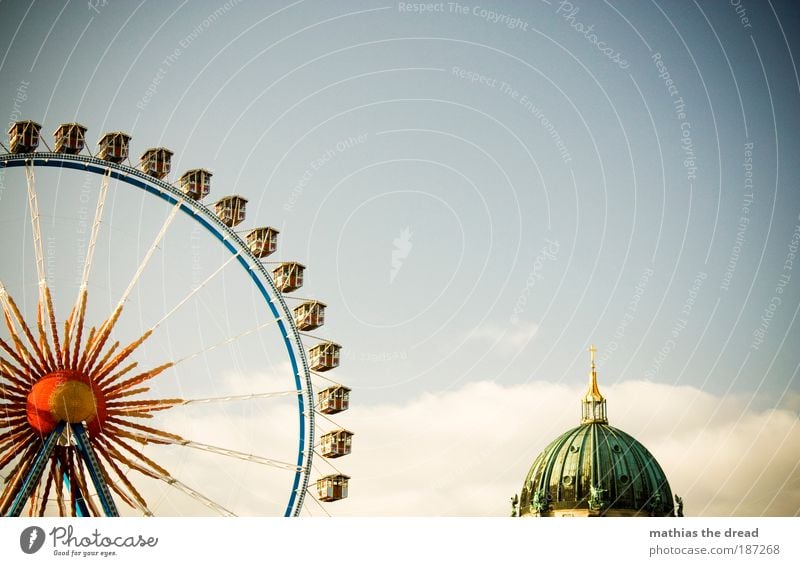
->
[1,0,798,516]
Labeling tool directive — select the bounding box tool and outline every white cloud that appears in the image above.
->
[328,380,800,517]
[95,376,799,517]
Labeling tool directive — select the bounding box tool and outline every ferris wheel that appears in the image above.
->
[0,120,351,517]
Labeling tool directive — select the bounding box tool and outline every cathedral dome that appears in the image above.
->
[517,347,677,517]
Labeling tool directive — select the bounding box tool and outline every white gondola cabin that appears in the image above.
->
[179,169,212,200]
[293,300,326,330]
[53,123,87,154]
[320,429,353,459]
[7,120,41,153]
[316,474,350,502]
[309,342,341,372]
[97,132,131,163]
[140,147,173,179]
[246,227,279,258]
[318,385,350,415]
[215,195,248,227]
[272,262,304,292]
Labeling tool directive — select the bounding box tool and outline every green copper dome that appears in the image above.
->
[517,346,678,517]
[519,422,675,517]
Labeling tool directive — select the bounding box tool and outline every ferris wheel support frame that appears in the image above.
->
[5,421,120,517]
[0,152,315,517]
[5,422,65,517]
[72,423,120,517]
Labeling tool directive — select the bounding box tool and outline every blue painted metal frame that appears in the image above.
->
[5,422,65,516]
[71,423,119,516]
[0,153,314,516]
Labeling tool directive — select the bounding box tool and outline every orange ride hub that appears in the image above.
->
[26,370,107,434]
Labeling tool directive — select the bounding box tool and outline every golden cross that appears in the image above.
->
[588,344,597,369]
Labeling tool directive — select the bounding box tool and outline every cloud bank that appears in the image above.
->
[330,380,800,516]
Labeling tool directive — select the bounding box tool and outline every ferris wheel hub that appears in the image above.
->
[26,370,107,434]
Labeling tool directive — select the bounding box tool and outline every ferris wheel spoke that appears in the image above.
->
[90,341,121,382]
[61,171,110,372]
[52,451,67,517]
[0,394,25,408]
[93,441,154,516]
[85,330,154,384]
[70,290,88,369]
[25,164,63,368]
[0,460,24,513]
[0,371,27,392]
[41,285,62,370]
[173,319,281,366]
[102,363,174,399]
[0,403,27,422]
[60,307,75,371]
[80,306,123,375]
[119,202,182,309]
[0,457,32,515]
[0,330,42,379]
[184,443,301,473]
[25,164,46,285]
[80,202,182,373]
[0,285,48,377]
[0,429,36,465]
[151,253,240,332]
[0,416,29,434]
[97,434,234,516]
[79,168,111,292]
[77,326,96,371]
[104,414,302,473]
[93,435,170,513]
[0,356,30,384]
[102,424,179,472]
[105,398,183,417]
[158,475,236,517]
[35,303,57,372]
[123,430,302,472]
[106,386,149,401]
[37,456,58,517]
[94,360,135,389]
[179,390,302,405]
[0,362,30,393]
[0,412,26,428]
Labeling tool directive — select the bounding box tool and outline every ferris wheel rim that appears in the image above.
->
[0,151,314,517]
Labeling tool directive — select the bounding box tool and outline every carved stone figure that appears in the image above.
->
[675,495,684,517]
[531,490,549,514]
[588,485,606,511]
